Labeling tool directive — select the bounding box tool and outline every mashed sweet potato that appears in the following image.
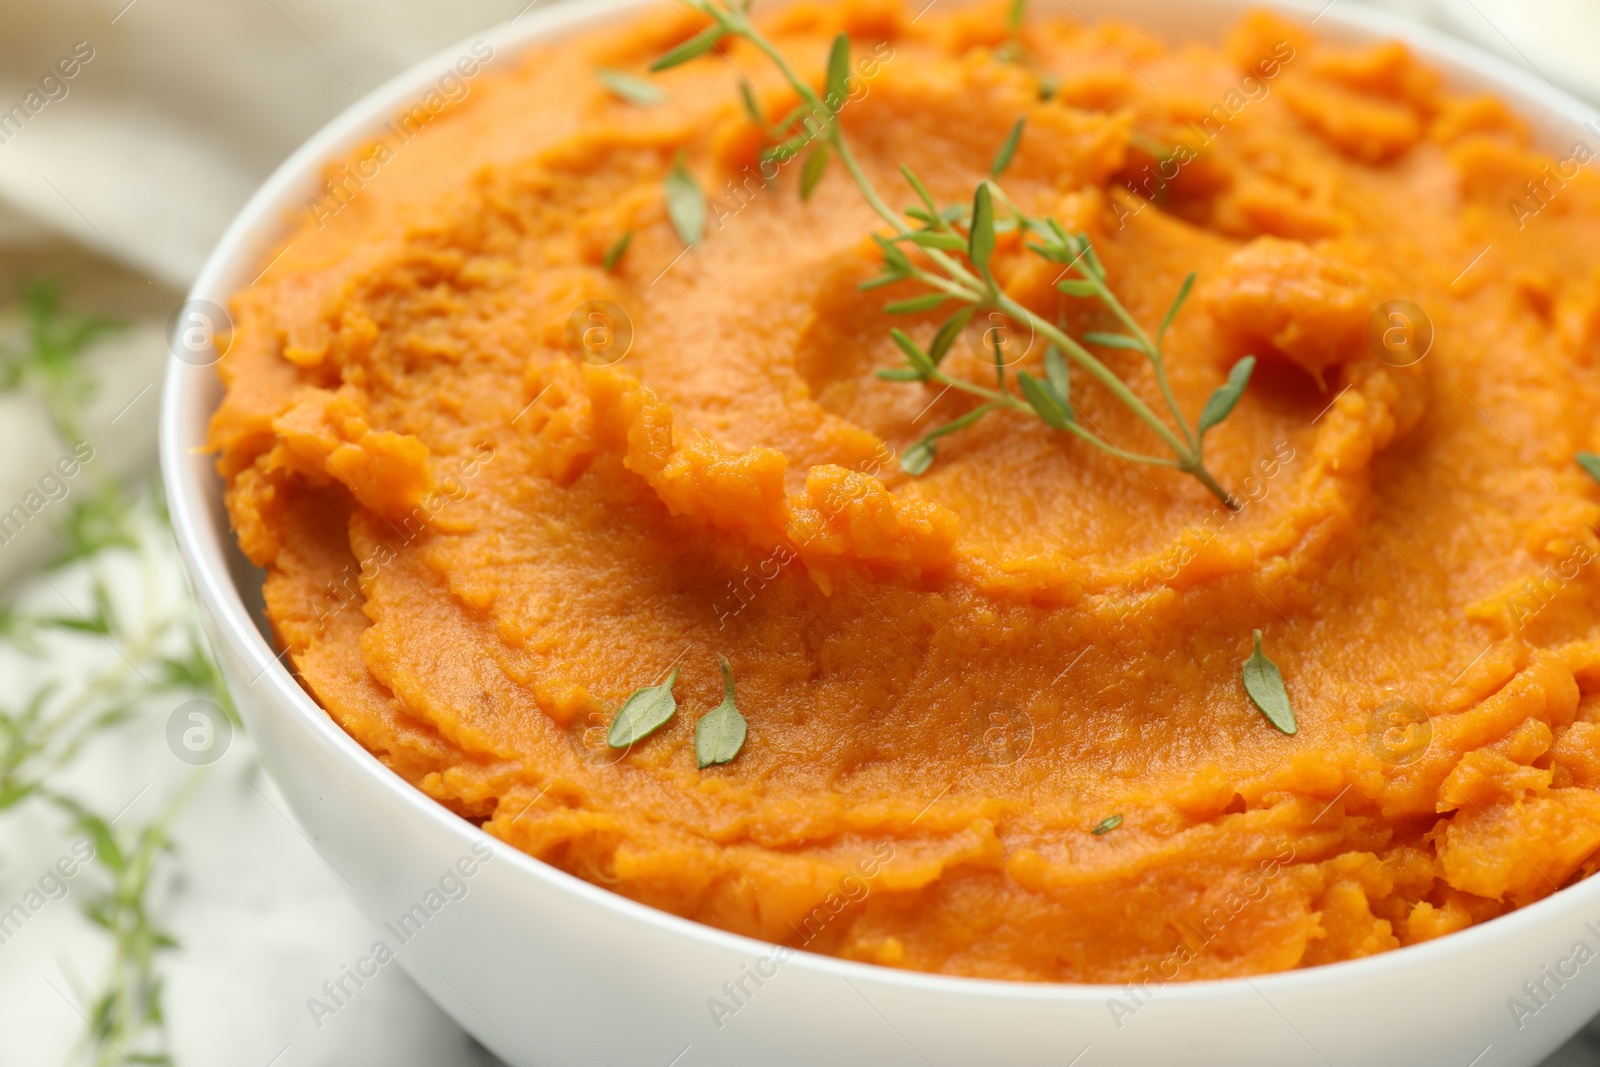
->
[209,0,1600,983]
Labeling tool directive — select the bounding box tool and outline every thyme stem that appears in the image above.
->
[662,0,1248,507]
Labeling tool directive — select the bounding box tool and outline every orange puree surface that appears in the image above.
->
[210,0,1600,982]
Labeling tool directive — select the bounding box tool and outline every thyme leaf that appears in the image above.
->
[607,667,681,748]
[739,79,765,128]
[930,308,973,366]
[694,655,747,767]
[991,117,1025,178]
[1242,630,1296,735]
[1081,331,1145,351]
[825,33,851,109]
[968,182,996,272]
[602,231,633,272]
[884,293,951,316]
[901,403,998,475]
[650,27,726,71]
[1017,370,1073,429]
[1158,271,1197,345]
[1007,0,1027,36]
[800,144,831,201]
[1091,813,1123,835]
[1044,344,1071,401]
[889,328,936,378]
[1197,356,1256,441]
[664,156,705,246]
[596,67,665,106]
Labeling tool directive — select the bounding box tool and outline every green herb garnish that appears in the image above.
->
[0,284,231,1067]
[607,667,680,748]
[1577,451,1600,483]
[694,655,747,768]
[1197,353,1254,441]
[1242,630,1296,735]
[645,7,1248,506]
[996,0,1027,62]
[800,143,831,201]
[649,25,728,71]
[596,67,665,106]
[54,780,196,1066]
[0,489,227,1065]
[603,230,633,271]
[1007,0,1027,34]
[0,279,117,443]
[996,0,1056,98]
[991,117,1025,178]
[1091,813,1123,835]
[664,155,705,247]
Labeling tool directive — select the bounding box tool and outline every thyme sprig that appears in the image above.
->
[1,282,231,1067]
[0,487,227,1067]
[651,1,1250,506]
[54,778,197,1067]
[0,280,117,444]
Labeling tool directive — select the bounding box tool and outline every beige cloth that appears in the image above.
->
[0,0,516,287]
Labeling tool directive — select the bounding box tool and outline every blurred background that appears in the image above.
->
[0,1,1596,1064]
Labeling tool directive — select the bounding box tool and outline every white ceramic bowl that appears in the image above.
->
[159,1,1600,1063]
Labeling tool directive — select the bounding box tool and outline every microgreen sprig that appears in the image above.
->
[650,1,1249,507]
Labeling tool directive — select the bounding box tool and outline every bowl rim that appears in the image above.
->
[159,0,1600,1004]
